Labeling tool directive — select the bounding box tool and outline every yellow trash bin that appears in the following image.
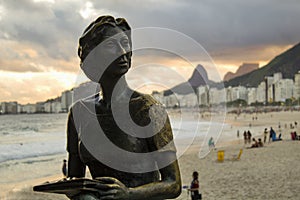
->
[217,150,224,162]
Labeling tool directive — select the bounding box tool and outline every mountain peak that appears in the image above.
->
[224,42,300,87]
[224,63,259,81]
[163,64,210,96]
[188,64,209,87]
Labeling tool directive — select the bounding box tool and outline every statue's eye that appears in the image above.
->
[121,38,129,46]
[105,40,116,48]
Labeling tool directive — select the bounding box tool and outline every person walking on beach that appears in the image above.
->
[247,130,252,144]
[188,171,201,200]
[62,159,67,178]
[208,137,215,150]
[243,131,247,144]
[263,128,268,143]
[269,127,275,142]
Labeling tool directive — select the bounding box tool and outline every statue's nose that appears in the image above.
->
[116,43,127,56]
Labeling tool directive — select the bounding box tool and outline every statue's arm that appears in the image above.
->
[129,157,181,199]
[66,110,86,178]
[95,157,181,200]
[124,101,181,199]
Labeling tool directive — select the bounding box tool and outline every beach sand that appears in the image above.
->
[178,139,300,199]
[2,111,300,200]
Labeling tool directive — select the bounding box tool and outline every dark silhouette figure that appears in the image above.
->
[263,128,268,143]
[243,131,247,144]
[188,171,201,200]
[62,159,67,178]
[250,138,258,148]
[258,138,263,147]
[247,130,252,144]
[65,16,181,200]
[269,127,275,142]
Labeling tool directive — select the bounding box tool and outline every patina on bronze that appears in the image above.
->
[34,16,181,200]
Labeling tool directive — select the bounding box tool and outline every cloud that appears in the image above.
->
[87,0,300,75]
[0,0,300,102]
[1,0,300,72]
[87,0,300,47]
[0,71,76,104]
[0,0,85,72]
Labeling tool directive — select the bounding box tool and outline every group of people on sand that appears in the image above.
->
[290,122,299,140]
[254,127,282,148]
[243,130,252,144]
[269,127,282,142]
[291,131,299,140]
[244,126,284,149]
[264,121,300,143]
[253,122,300,148]
[249,138,264,148]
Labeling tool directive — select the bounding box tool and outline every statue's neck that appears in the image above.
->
[100,76,129,106]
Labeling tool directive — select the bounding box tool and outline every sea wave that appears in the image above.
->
[0,139,65,163]
[0,157,56,169]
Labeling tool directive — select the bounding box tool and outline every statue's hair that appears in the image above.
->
[78,15,131,62]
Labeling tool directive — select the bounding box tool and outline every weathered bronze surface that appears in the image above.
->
[34,16,181,200]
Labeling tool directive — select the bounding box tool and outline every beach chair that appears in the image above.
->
[232,149,243,161]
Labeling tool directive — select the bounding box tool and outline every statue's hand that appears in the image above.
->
[94,177,130,200]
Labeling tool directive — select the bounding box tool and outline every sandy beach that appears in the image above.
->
[2,111,300,200]
[178,138,300,199]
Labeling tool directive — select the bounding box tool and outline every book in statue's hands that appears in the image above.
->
[33,178,103,197]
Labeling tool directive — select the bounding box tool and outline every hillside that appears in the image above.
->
[163,64,210,96]
[224,63,259,81]
[224,43,300,87]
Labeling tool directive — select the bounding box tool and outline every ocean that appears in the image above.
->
[0,114,67,164]
[0,113,68,186]
[0,112,229,187]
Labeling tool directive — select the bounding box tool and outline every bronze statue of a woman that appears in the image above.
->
[35,15,181,200]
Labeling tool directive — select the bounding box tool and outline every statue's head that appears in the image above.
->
[78,16,132,82]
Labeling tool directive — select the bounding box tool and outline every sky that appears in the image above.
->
[0,0,300,104]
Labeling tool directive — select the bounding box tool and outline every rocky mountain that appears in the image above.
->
[163,64,210,96]
[161,42,300,94]
[224,42,300,87]
[223,63,259,81]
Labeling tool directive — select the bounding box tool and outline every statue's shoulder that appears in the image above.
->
[69,93,100,114]
[130,91,161,108]
[129,91,166,122]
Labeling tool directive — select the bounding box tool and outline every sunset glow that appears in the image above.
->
[0,0,299,104]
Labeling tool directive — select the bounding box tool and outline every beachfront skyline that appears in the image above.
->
[1,0,300,104]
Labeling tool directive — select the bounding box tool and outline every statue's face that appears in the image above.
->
[81,26,132,83]
[101,27,131,79]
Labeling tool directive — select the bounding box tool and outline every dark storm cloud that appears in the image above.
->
[0,0,85,62]
[91,0,300,56]
[0,0,300,73]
